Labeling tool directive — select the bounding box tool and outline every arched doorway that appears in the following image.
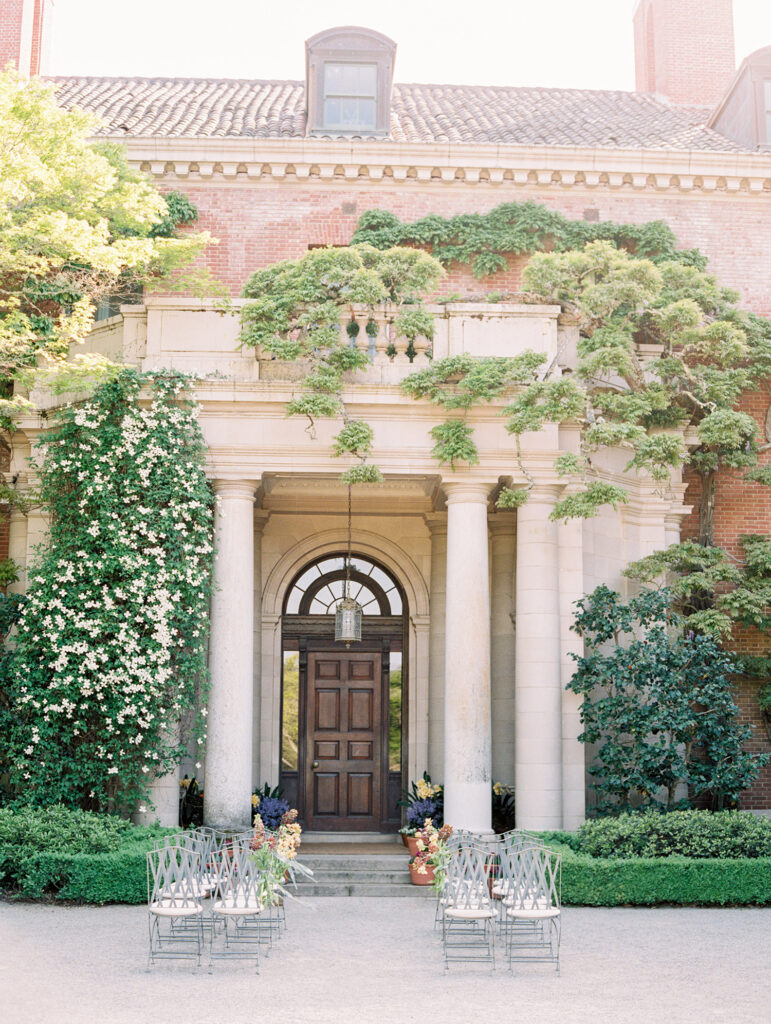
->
[280,553,407,832]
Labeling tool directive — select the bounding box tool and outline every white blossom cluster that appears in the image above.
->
[9,372,214,811]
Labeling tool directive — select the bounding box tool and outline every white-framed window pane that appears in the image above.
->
[340,97,359,128]
[388,590,403,615]
[324,97,341,127]
[357,98,376,129]
[285,589,302,614]
[325,62,376,97]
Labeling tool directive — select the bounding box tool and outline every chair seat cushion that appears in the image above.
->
[150,900,202,917]
[212,898,263,916]
[445,907,497,920]
[506,906,560,920]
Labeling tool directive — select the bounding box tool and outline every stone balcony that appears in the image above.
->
[79,298,575,386]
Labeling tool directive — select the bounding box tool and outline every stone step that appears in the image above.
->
[287,848,433,896]
[290,882,435,898]
[294,869,410,885]
[298,855,411,872]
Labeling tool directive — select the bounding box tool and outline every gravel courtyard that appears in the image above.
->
[0,898,767,1024]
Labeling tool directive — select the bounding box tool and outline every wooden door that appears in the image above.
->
[304,650,383,831]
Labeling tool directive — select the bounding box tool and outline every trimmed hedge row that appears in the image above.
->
[2,839,769,906]
[552,844,771,907]
[0,841,152,903]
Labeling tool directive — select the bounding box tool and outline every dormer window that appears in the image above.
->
[306,27,396,137]
[324,63,377,131]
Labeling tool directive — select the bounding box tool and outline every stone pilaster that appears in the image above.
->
[443,480,493,832]
[489,512,516,787]
[515,485,563,830]
[252,511,269,789]
[424,512,447,781]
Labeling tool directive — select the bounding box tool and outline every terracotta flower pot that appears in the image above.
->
[403,835,420,856]
[409,861,436,886]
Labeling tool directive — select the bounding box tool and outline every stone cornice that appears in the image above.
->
[117,136,771,196]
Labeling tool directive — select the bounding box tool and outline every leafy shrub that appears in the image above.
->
[0,805,176,901]
[0,804,133,853]
[577,811,771,860]
[569,586,767,812]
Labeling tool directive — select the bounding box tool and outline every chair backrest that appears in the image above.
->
[499,844,561,912]
[499,828,544,853]
[210,838,265,910]
[444,842,496,912]
[146,843,202,910]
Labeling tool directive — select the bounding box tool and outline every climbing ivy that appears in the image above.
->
[351,201,706,278]
[240,244,443,484]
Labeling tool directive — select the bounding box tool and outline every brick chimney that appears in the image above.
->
[633,0,736,106]
[0,0,54,77]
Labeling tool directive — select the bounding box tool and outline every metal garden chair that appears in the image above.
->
[499,844,562,974]
[208,838,267,972]
[146,843,205,967]
[440,842,498,970]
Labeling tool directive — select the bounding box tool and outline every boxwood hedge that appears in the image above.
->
[0,805,176,903]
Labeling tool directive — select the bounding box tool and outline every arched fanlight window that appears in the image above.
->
[284,555,403,617]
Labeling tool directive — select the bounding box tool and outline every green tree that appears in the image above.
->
[0,68,213,413]
[568,585,768,813]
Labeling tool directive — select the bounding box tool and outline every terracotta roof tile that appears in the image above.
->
[46,76,746,152]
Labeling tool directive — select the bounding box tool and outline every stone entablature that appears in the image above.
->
[121,137,771,195]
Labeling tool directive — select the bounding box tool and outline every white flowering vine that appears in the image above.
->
[5,370,214,813]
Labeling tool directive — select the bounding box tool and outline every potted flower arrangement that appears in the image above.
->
[408,819,453,886]
[249,808,308,902]
[251,782,290,829]
[398,772,443,854]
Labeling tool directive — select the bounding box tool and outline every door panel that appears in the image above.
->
[315,688,340,730]
[305,651,383,831]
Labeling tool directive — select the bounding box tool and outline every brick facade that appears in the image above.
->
[170,180,771,317]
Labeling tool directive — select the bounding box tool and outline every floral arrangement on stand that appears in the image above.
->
[251,782,290,829]
[398,772,444,837]
[407,818,453,887]
[249,808,312,904]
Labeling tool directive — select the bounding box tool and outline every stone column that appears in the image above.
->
[424,512,447,781]
[515,485,563,830]
[558,514,586,830]
[204,479,258,829]
[489,513,516,787]
[443,481,492,832]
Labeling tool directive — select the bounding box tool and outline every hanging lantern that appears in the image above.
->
[335,485,363,647]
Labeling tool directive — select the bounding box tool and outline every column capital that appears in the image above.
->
[212,479,259,502]
[423,511,447,536]
[442,479,495,505]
